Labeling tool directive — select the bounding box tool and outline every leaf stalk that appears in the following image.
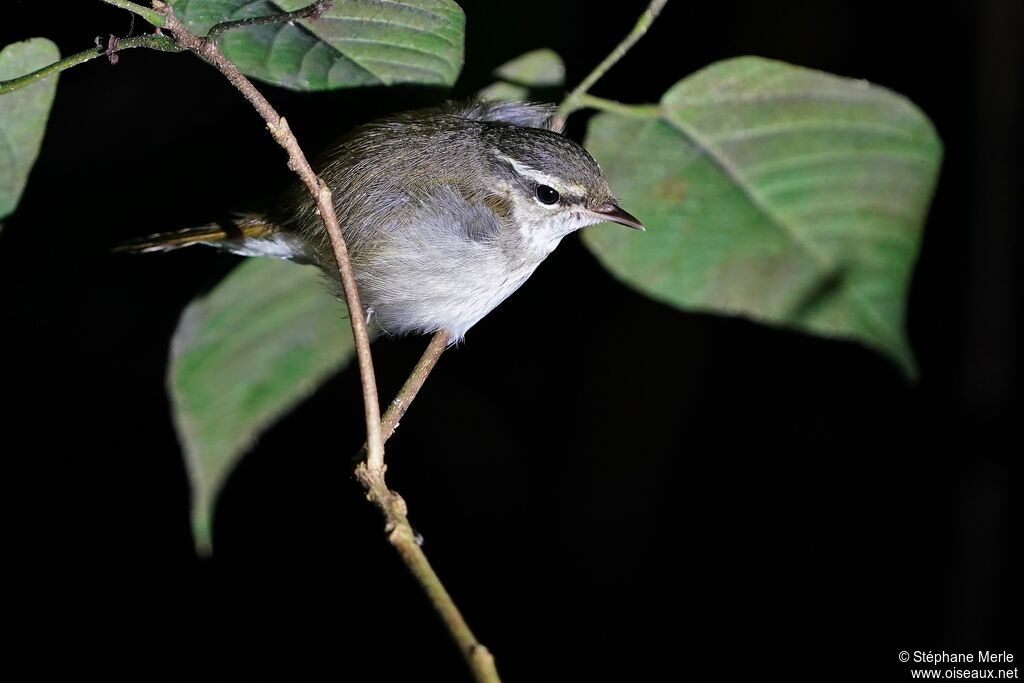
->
[99,0,168,28]
[206,0,333,42]
[554,0,668,128]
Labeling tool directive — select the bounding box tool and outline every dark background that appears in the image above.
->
[3,0,1019,679]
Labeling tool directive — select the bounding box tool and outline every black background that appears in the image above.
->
[3,0,1019,679]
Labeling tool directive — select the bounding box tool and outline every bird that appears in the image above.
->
[119,100,643,340]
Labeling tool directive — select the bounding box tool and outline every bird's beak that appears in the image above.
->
[588,203,645,231]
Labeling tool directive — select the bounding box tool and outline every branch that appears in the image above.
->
[354,456,500,683]
[152,1,386,477]
[351,330,450,466]
[381,330,451,445]
[151,4,499,681]
[349,331,502,681]
[0,35,181,95]
[553,0,668,129]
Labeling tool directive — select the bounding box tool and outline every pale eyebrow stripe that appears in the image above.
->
[495,153,587,197]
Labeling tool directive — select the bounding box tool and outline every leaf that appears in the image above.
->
[169,258,354,553]
[493,48,564,87]
[173,0,464,91]
[0,38,60,220]
[477,81,530,102]
[582,57,942,377]
[479,48,564,102]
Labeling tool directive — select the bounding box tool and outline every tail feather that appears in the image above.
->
[114,218,274,254]
[115,216,310,263]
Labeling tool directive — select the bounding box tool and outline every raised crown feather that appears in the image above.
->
[443,100,562,132]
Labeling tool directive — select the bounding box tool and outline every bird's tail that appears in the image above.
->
[114,215,310,262]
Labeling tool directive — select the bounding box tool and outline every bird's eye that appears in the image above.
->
[536,185,560,205]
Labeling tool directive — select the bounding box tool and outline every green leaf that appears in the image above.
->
[493,48,564,87]
[0,38,59,220]
[582,57,942,377]
[173,0,464,91]
[169,258,354,554]
[477,81,530,102]
[479,48,564,102]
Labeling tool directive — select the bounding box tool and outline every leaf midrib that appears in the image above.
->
[658,105,907,357]
[272,1,459,81]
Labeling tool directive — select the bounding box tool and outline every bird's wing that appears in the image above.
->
[404,184,508,244]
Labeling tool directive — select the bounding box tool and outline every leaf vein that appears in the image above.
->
[327,35,457,71]
[745,149,936,179]
[323,16,460,49]
[659,110,907,353]
[706,119,919,145]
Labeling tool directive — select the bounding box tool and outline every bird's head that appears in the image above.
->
[482,124,643,254]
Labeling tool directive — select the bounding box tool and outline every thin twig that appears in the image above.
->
[386,508,501,683]
[206,0,333,42]
[0,34,181,94]
[553,0,668,129]
[151,1,386,478]
[348,329,501,682]
[146,3,499,681]
[381,330,451,443]
[354,458,501,683]
[352,330,449,463]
